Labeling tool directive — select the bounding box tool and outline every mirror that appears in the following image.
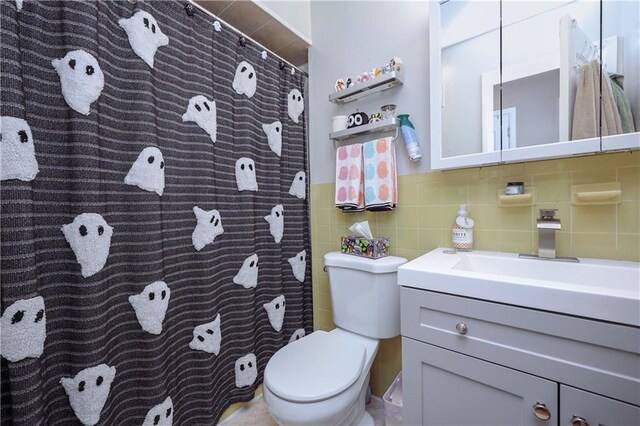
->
[500,0,601,157]
[430,0,640,170]
[440,0,501,161]
[601,0,639,151]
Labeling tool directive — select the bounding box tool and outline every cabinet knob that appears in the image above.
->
[455,322,468,335]
[570,416,589,426]
[532,402,551,421]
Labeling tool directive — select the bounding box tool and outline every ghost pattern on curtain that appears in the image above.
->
[1,3,309,425]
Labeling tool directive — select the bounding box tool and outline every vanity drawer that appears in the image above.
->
[401,287,640,406]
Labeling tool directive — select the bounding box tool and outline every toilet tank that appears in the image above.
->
[324,252,407,339]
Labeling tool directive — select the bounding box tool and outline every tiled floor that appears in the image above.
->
[221,394,387,426]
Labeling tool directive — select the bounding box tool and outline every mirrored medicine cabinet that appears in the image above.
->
[429,0,640,170]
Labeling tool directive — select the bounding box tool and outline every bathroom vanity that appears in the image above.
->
[398,249,640,426]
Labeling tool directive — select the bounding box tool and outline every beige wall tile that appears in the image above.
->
[572,205,617,234]
[618,201,640,234]
[469,178,499,205]
[497,206,534,231]
[617,234,640,261]
[417,183,443,206]
[571,232,616,259]
[498,230,534,254]
[532,172,571,203]
[618,167,640,201]
[419,228,443,251]
[571,169,617,185]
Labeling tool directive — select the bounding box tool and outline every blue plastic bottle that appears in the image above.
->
[398,114,422,162]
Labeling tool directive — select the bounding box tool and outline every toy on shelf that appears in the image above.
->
[333,57,403,92]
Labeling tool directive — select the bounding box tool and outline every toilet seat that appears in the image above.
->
[264,331,365,403]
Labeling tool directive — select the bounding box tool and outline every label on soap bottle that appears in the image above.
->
[452,226,473,250]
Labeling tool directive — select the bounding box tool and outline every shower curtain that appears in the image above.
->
[0,1,312,425]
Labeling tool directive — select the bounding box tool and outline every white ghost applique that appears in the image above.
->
[15,0,23,11]
[119,11,169,68]
[264,205,284,244]
[189,313,221,355]
[232,61,257,98]
[51,50,104,115]
[288,250,306,283]
[287,89,304,123]
[182,95,217,143]
[289,171,306,199]
[289,328,306,344]
[60,364,116,426]
[142,397,173,426]
[128,281,170,335]
[61,213,113,278]
[235,353,257,388]
[0,116,39,182]
[262,121,282,157]
[192,206,224,251]
[213,21,221,32]
[263,295,285,332]
[233,254,258,289]
[235,158,258,191]
[124,147,165,196]
[0,296,45,362]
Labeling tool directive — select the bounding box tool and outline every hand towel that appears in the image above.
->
[363,137,397,211]
[335,144,365,211]
[610,73,636,134]
[572,60,622,140]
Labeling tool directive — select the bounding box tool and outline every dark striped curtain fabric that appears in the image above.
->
[0,1,311,425]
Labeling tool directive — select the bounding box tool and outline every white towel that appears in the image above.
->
[335,144,364,211]
[363,137,397,211]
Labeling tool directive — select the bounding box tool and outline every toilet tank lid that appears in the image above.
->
[324,252,407,273]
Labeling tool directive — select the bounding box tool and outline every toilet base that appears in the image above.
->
[352,411,374,426]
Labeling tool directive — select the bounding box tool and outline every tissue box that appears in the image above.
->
[341,236,390,259]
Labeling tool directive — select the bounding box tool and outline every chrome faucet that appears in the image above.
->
[537,209,561,258]
[519,209,579,262]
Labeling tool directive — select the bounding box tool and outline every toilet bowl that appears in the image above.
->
[263,252,407,425]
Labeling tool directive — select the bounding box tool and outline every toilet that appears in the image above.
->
[263,252,407,425]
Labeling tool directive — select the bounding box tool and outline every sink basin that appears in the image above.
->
[398,248,640,326]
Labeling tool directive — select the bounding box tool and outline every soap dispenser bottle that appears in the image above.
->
[452,204,474,251]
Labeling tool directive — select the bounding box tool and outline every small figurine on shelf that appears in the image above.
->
[389,57,403,72]
[346,77,353,88]
[335,79,346,92]
[347,112,369,129]
[355,74,363,85]
[369,113,381,123]
[382,63,392,74]
[361,72,370,83]
[373,67,383,78]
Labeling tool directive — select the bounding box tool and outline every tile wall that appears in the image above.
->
[311,151,639,396]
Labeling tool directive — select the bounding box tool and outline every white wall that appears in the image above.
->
[308,1,431,184]
[255,0,312,43]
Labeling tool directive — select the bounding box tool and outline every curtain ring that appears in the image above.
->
[184,3,195,16]
[239,36,247,47]
[279,61,286,70]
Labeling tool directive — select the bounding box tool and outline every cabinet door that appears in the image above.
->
[402,337,557,426]
[560,385,640,426]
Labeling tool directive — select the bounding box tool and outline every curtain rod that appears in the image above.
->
[187,0,309,76]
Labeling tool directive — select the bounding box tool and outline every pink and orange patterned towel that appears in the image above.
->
[335,144,364,211]
[363,137,397,210]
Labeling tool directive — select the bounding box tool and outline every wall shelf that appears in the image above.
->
[329,71,403,105]
[571,182,622,205]
[497,188,536,207]
[330,118,399,142]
